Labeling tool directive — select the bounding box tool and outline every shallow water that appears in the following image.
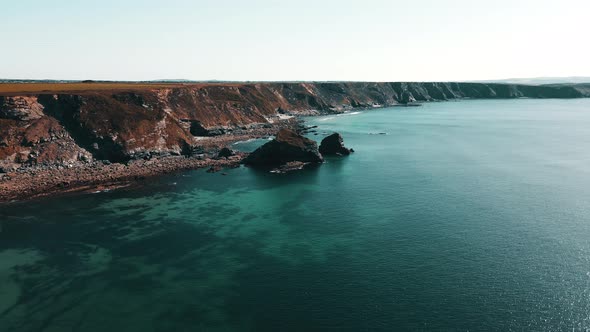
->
[1,99,590,331]
[231,137,273,152]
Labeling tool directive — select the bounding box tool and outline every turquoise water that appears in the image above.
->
[2,99,590,331]
[231,137,273,152]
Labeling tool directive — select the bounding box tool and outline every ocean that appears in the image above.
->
[1,99,590,331]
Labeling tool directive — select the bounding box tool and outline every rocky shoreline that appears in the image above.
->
[0,154,244,203]
[0,121,299,203]
[0,117,355,203]
[3,80,589,203]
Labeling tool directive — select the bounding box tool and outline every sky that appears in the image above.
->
[1,0,589,81]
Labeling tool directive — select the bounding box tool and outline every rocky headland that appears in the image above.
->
[243,129,324,173]
[242,129,354,173]
[1,81,589,202]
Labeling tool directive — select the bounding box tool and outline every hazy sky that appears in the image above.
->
[2,0,589,81]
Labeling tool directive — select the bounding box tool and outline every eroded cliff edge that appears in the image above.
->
[2,82,588,167]
[1,81,588,201]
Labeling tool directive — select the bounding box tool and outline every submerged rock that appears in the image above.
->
[243,129,323,166]
[270,161,309,174]
[206,165,223,173]
[319,133,353,156]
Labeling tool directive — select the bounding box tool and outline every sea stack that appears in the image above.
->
[319,133,353,156]
[243,129,323,168]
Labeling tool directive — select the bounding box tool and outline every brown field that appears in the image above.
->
[0,82,244,96]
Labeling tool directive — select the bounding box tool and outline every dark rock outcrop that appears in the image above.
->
[189,121,225,137]
[217,147,235,158]
[243,129,323,166]
[0,96,45,120]
[399,91,416,104]
[319,133,352,156]
[189,120,209,136]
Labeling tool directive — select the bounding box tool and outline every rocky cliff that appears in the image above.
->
[1,82,588,171]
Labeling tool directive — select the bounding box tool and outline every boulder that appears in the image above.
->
[217,147,235,159]
[319,133,352,156]
[243,129,323,166]
[189,121,209,136]
[189,121,225,137]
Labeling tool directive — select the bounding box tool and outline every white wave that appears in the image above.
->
[318,117,336,121]
[232,138,256,144]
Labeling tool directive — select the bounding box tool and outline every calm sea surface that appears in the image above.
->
[1,99,590,331]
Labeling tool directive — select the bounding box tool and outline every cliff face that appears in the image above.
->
[1,82,588,170]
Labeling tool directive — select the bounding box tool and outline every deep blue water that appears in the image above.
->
[1,99,590,331]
